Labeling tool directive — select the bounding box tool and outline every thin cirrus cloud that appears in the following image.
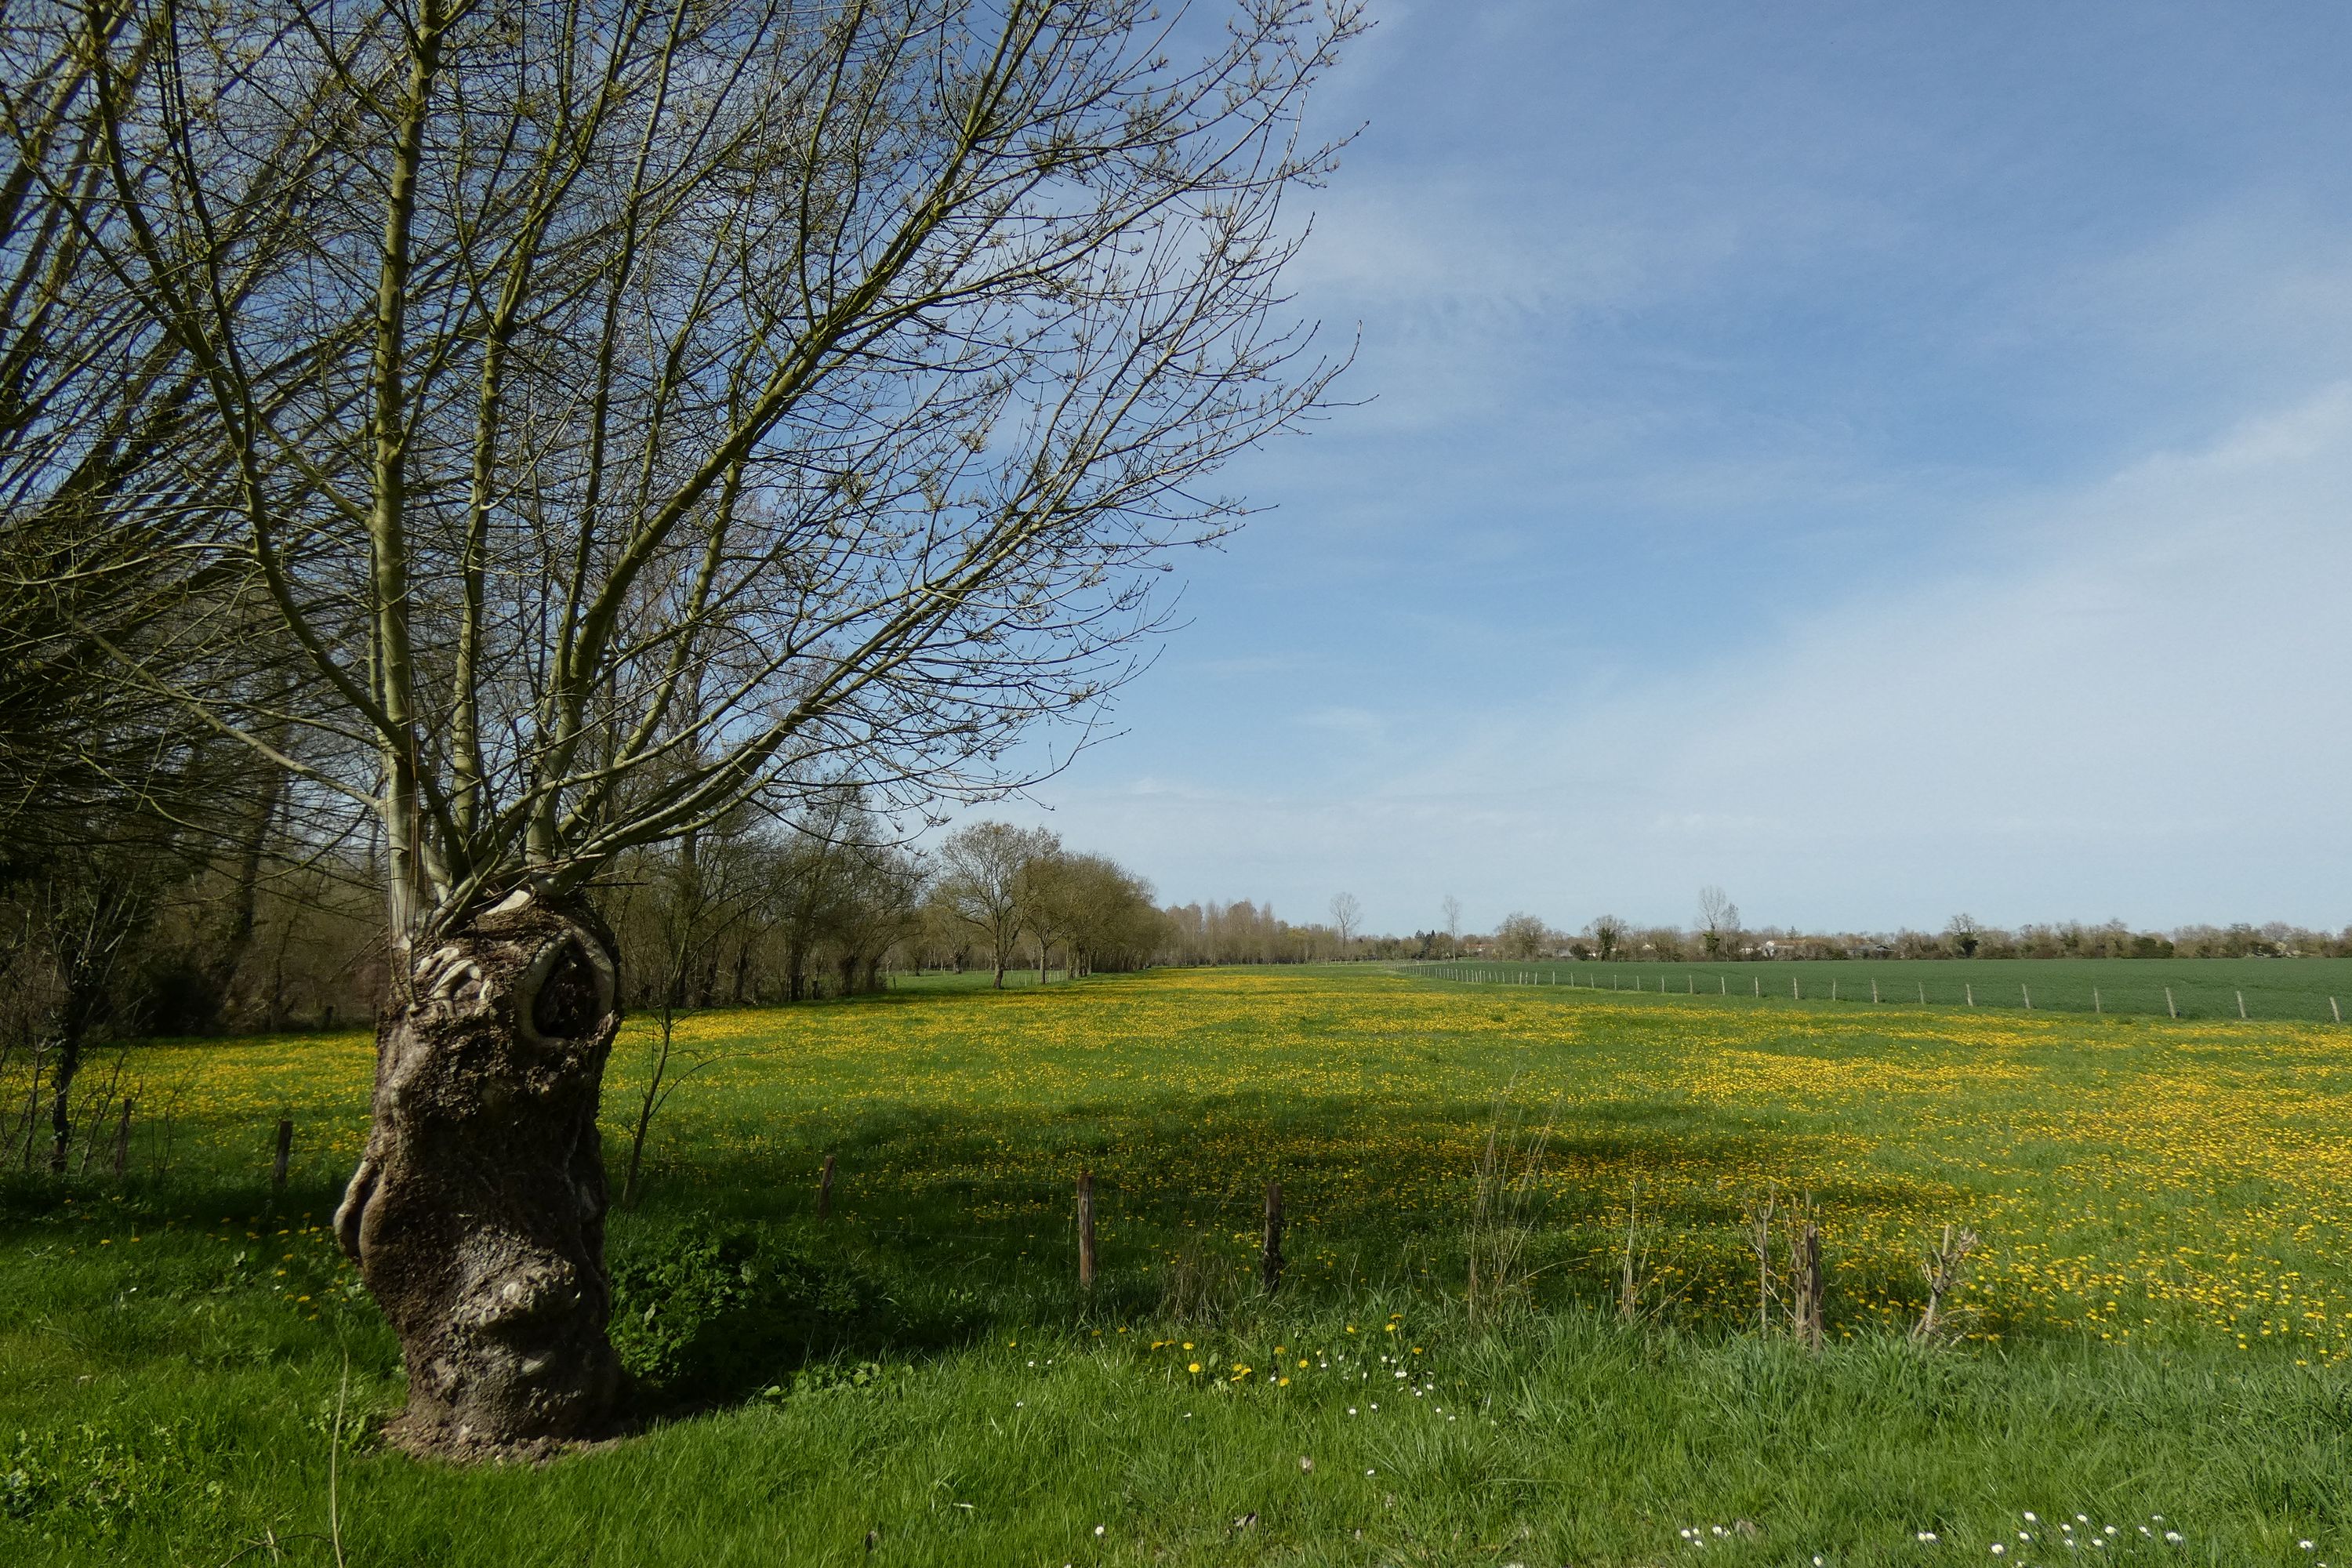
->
[1004,390,2352,933]
[956,2,2352,938]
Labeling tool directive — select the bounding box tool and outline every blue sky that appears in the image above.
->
[976,1,2352,938]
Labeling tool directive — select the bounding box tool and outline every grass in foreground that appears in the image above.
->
[4,967,2350,1564]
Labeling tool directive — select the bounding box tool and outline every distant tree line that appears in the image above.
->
[0,801,1167,1170]
[1422,896,2352,964]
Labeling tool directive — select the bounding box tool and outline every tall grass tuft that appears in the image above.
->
[1466,1088,1553,1324]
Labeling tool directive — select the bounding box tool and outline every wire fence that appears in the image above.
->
[1397,959,2351,1024]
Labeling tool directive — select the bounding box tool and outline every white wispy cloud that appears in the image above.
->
[997,387,2352,932]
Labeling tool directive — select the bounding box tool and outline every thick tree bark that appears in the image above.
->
[335,891,622,1456]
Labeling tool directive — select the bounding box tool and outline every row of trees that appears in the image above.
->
[1159,898,1358,965]
[0,804,1168,1054]
[1435,894,2352,963]
[929,822,1164,985]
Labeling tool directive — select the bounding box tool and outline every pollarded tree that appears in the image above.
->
[64,0,1359,1453]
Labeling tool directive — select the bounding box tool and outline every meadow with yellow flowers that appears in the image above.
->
[3,966,2348,1564]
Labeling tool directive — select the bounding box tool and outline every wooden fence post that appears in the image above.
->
[2165,987,2176,1019]
[271,1118,292,1194]
[111,1098,132,1178]
[2237,990,2247,1020]
[2334,997,2343,1024]
[817,1152,837,1218]
[1261,1178,1284,1295]
[2022,984,2031,1011]
[1965,984,1973,1007]
[1076,1169,1098,1290]
[1796,1220,1824,1354]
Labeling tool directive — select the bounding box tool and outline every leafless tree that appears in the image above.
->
[1494,909,1547,962]
[48,0,1360,1452]
[1327,891,1362,950]
[1440,893,1463,957]
[1697,885,1739,958]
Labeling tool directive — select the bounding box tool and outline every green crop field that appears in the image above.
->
[5,967,2350,1565]
[1409,956,2352,1024]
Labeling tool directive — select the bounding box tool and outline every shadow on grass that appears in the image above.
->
[597,1084,1996,1405]
[0,1082,2009,1423]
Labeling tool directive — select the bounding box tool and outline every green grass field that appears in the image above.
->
[4,967,2350,1565]
[1408,956,2352,1023]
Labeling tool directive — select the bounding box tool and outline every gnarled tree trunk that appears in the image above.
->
[335,891,622,1456]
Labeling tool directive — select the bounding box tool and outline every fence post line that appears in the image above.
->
[1076,1169,1098,1290]
[1261,1178,1285,1295]
[817,1152,837,1219]
[270,1118,292,1195]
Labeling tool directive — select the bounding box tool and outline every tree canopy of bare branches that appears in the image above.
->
[51,0,1358,950]
[15,0,1360,1453]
